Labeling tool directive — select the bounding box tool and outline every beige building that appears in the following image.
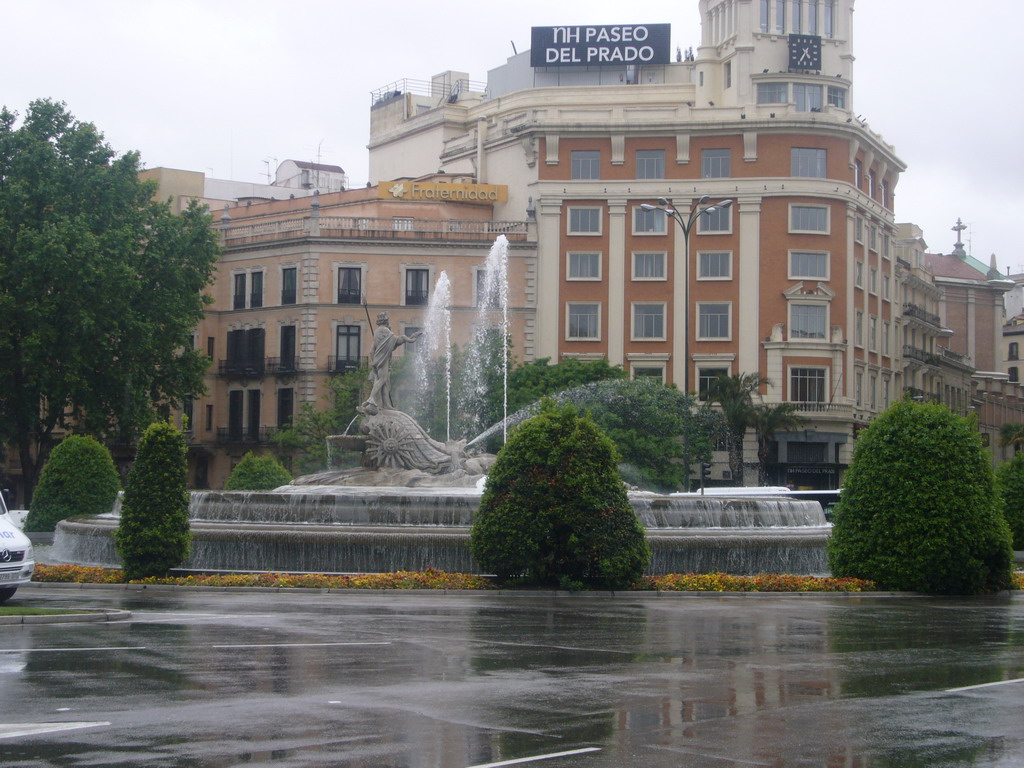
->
[144,175,536,489]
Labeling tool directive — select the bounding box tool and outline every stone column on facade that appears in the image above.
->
[670,211,688,388]
[844,202,858,404]
[737,195,762,382]
[606,199,628,367]
[536,197,563,361]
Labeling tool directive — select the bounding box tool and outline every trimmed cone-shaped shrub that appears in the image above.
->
[25,435,120,532]
[828,400,1013,594]
[224,451,292,491]
[115,421,191,581]
[470,401,650,589]
[995,453,1024,550]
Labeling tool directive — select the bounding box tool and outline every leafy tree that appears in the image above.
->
[705,372,769,485]
[995,453,1024,550]
[115,421,191,580]
[751,403,805,486]
[503,357,627,416]
[470,401,650,589]
[24,435,120,532]
[224,451,293,491]
[580,379,720,491]
[828,400,1013,594]
[998,422,1024,453]
[0,100,219,503]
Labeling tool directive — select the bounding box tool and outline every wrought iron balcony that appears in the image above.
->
[218,358,265,377]
[266,356,298,375]
[902,302,942,327]
[337,288,362,304]
[902,345,940,367]
[328,356,367,374]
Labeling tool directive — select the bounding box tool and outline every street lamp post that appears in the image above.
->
[640,196,733,395]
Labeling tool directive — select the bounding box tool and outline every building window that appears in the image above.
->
[636,149,665,179]
[808,0,818,33]
[855,371,863,406]
[790,304,826,339]
[568,207,602,234]
[791,147,826,177]
[776,0,786,33]
[698,303,731,339]
[756,82,787,103]
[793,84,822,112]
[724,61,732,89]
[827,86,846,109]
[632,366,664,383]
[475,270,501,308]
[335,325,362,372]
[855,310,863,346]
[825,0,835,38]
[882,179,891,209]
[855,261,863,287]
[869,226,878,251]
[854,159,863,189]
[868,170,877,199]
[883,321,891,355]
[869,268,877,294]
[205,403,213,432]
[233,273,246,310]
[699,367,729,399]
[338,267,361,304]
[277,388,294,429]
[792,0,802,33]
[279,325,296,372]
[246,389,261,442]
[567,252,601,280]
[633,252,666,280]
[855,216,864,243]
[571,150,601,180]
[632,303,666,340]
[790,205,828,233]
[1010,342,1019,361]
[791,367,826,402]
[1011,367,1020,383]
[249,271,263,309]
[634,206,667,234]
[760,0,769,32]
[405,268,429,306]
[698,205,731,233]
[567,303,600,340]
[698,251,732,279]
[281,267,297,305]
[701,148,731,178]
[870,316,877,350]
[789,251,828,279]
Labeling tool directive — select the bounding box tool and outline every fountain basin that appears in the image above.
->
[50,487,832,576]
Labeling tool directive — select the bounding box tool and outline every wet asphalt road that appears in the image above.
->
[1,585,1022,768]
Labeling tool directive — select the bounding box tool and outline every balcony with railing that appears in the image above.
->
[328,356,367,374]
[337,288,362,305]
[902,302,942,327]
[790,401,854,420]
[218,358,265,377]
[903,345,940,368]
[222,215,529,247]
[215,426,281,445]
[265,356,298,375]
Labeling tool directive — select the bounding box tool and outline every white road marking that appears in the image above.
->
[0,722,110,739]
[946,677,1024,693]
[0,647,145,654]
[467,747,601,767]
[211,641,391,649]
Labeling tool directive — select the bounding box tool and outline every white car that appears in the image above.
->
[0,495,35,603]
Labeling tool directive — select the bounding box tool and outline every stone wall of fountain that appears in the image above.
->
[51,488,830,576]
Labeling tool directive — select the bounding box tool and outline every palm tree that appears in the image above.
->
[999,422,1024,454]
[751,403,805,486]
[705,372,769,486]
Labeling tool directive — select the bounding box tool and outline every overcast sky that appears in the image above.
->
[3,1,1021,270]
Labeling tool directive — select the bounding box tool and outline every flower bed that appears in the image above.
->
[32,565,1024,592]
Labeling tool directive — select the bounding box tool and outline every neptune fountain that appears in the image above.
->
[51,237,830,576]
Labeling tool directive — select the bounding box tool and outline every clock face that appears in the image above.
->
[788,34,822,71]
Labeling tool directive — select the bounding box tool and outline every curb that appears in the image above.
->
[0,608,130,625]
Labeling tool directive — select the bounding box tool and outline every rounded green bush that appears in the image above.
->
[470,401,650,589]
[224,451,293,491]
[114,421,191,581]
[995,453,1024,550]
[24,435,120,532]
[828,400,1013,594]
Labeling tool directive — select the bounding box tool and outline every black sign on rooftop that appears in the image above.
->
[530,24,671,68]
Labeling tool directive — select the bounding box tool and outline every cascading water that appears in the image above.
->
[414,271,453,441]
[460,235,509,443]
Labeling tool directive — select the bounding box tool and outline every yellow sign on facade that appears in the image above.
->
[379,180,508,204]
